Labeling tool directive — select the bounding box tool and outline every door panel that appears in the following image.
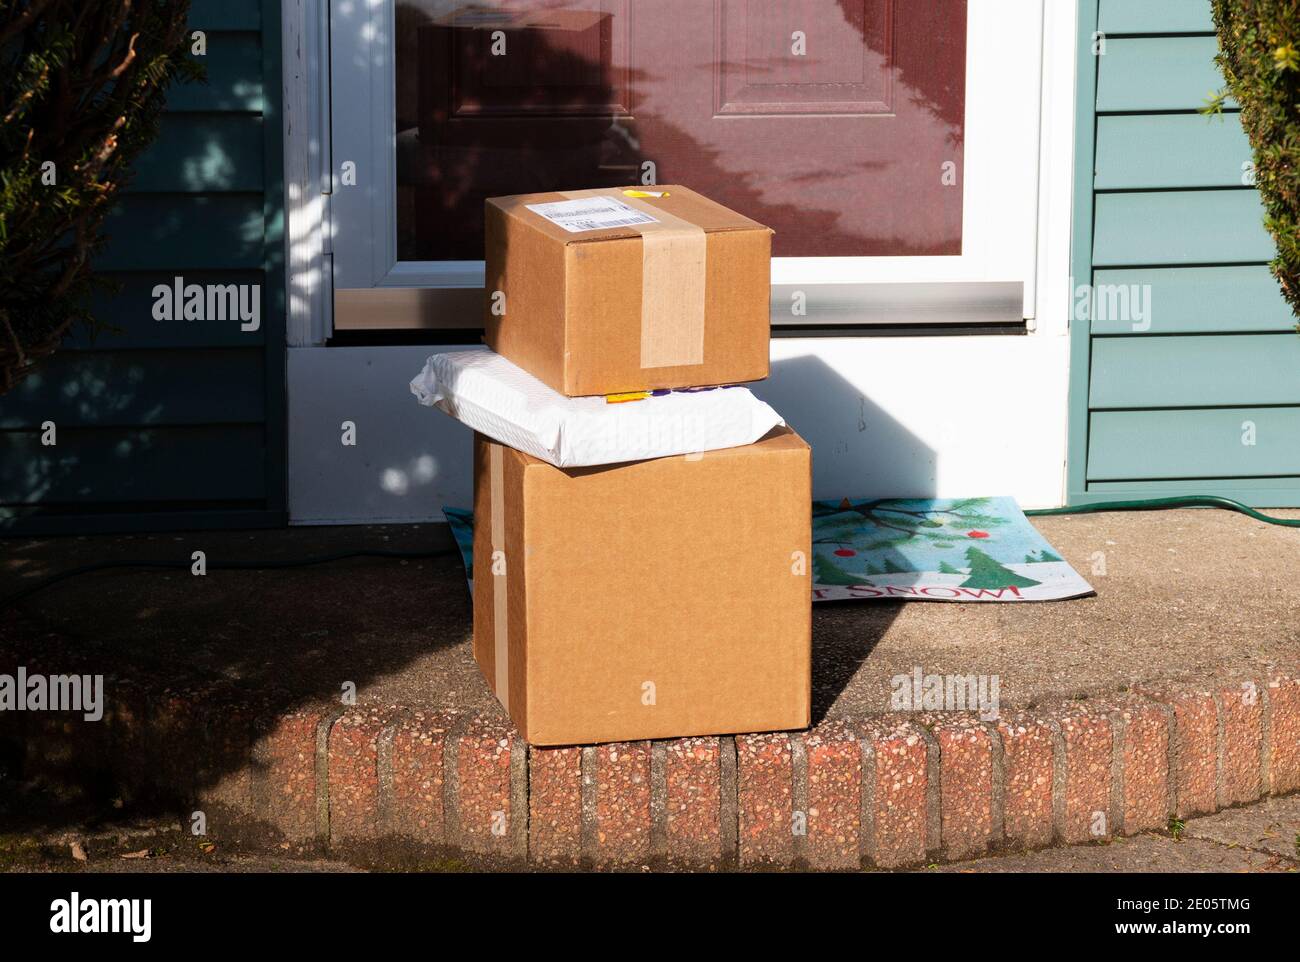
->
[715,0,892,113]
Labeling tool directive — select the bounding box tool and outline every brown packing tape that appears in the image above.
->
[489,442,509,713]
[560,189,706,369]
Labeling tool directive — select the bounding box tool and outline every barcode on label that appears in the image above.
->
[526,197,660,233]
[566,217,652,230]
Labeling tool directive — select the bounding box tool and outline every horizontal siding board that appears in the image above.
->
[1086,477,1300,492]
[66,272,267,350]
[1093,189,1273,266]
[1087,407,1300,480]
[129,115,264,193]
[1095,114,1249,189]
[1090,266,1293,334]
[1096,36,1226,112]
[0,349,265,429]
[15,4,279,530]
[1090,334,1300,407]
[189,0,261,31]
[1097,0,1215,34]
[0,426,267,504]
[97,194,266,271]
[0,508,283,536]
[165,32,263,112]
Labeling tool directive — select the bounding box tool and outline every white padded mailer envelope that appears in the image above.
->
[410,348,783,468]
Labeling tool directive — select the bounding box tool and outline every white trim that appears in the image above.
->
[1031,0,1079,508]
[328,0,1048,309]
[283,0,332,346]
[1032,0,1080,340]
[327,0,397,289]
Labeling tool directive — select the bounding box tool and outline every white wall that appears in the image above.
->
[288,346,471,524]
[760,336,1069,508]
[287,333,1069,524]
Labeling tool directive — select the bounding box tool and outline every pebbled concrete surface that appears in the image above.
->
[2,508,1297,726]
[1179,794,1300,863]
[931,835,1283,873]
[815,508,1300,720]
[928,793,1300,874]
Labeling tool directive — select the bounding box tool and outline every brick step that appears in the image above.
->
[4,673,1298,869]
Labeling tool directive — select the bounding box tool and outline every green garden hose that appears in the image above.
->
[1025,495,1300,527]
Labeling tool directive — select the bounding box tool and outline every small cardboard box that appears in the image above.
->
[472,427,811,746]
[484,186,773,397]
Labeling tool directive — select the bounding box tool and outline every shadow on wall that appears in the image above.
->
[759,353,939,502]
[757,354,929,721]
[287,346,472,524]
[303,347,945,525]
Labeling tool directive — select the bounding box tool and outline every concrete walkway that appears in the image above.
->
[4,508,1298,716]
[4,791,1297,874]
[2,507,1298,869]
[931,793,1300,873]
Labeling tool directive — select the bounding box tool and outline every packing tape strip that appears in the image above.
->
[560,189,706,369]
[489,442,509,712]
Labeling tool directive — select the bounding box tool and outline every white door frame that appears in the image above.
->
[280,1,1080,522]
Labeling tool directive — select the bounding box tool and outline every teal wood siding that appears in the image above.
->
[0,0,286,533]
[1068,0,1300,506]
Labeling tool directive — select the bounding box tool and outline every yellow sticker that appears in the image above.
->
[605,391,650,404]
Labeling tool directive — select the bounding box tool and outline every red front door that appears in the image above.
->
[396,0,966,260]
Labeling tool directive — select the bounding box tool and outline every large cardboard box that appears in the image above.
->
[484,185,773,397]
[472,427,811,745]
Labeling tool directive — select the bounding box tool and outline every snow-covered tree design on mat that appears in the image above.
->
[1024,549,1064,564]
[960,547,1040,589]
[813,497,1012,555]
[813,550,862,586]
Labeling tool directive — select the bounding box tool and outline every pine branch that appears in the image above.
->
[0,0,198,394]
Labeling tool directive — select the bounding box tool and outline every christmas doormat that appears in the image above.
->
[442,496,1093,604]
[812,497,1093,602]
[444,507,475,597]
